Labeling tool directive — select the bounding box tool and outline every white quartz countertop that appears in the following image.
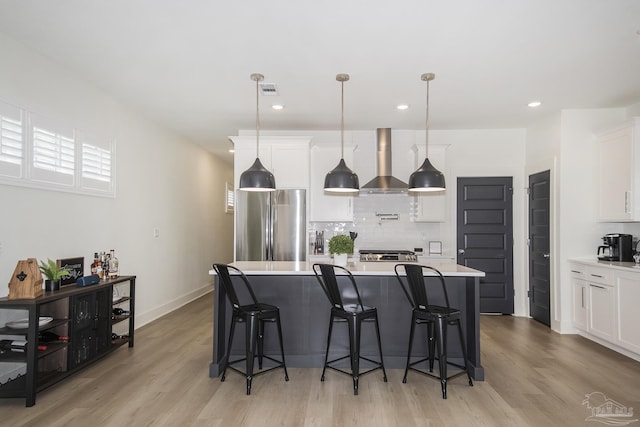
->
[569,257,640,273]
[209,261,485,277]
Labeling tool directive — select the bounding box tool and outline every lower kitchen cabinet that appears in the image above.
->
[615,270,640,354]
[587,279,616,342]
[0,276,135,406]
[570,267,587,331]
[570,260,640,361]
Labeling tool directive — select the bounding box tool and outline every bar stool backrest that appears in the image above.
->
[212,264,259,309]
[312,263,365,311]
[394,264,451,310]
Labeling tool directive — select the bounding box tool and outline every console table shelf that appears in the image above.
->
[0,275,135,407]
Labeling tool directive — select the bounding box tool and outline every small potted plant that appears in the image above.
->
[39,258,71,292]
[328,234,354,267]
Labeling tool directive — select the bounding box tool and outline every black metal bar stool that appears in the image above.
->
[212,264,289,395]
[312,263,387,395]
[394,263,473,399]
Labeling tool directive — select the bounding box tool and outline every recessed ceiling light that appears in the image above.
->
[528,101,542,108]
[272,104,284,110]
[228,149,234,153]
[397,104,409,110]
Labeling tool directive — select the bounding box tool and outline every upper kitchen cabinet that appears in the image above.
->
[309,144,355,222]
[596,118,640,222]
[410,145,448,222]
[231,136,311,189]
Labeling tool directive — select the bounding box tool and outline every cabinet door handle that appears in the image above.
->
[625,191,631,214]
[591,274,604,278]
[590,284,606,289]
[571,270,582,274]
[581,287,585,308]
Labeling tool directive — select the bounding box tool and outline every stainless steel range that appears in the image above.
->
[359,249,417,262]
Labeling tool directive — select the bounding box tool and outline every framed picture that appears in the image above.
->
[428,241,442,255]
[57,257,84,286]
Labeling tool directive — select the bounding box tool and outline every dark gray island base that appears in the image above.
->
[209,261,485,381]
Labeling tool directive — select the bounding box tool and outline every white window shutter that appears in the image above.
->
[30,113,75,186]
[78,129,114,194]
[0,100,24,179]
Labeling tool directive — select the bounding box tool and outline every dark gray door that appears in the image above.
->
[528,170,551,326]
[457,177,514,314]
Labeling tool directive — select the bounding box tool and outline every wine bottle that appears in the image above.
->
[38,331,69,343]
[112,308,130,316]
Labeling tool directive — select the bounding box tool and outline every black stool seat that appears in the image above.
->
[395,263,473,399]
[313,263,387,395]
[212,264,289,395]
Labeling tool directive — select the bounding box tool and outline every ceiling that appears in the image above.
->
[1,0,639,162]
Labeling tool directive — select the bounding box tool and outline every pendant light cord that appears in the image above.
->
[250,73,264,159]
[255,76,260,158]
[340,78,345,159]
[425,77,430,159]
[421,73,435,159]
[336,73,349,160]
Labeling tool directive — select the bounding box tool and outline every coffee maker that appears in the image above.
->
[597,233,634,262]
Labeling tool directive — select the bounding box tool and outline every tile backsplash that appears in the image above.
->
[310,193,450,255]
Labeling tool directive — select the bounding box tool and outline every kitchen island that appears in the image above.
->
[209,261,486,380]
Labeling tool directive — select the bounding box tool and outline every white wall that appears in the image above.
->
[0,33,234,326]
[443,129,527,316]
[526,108,628,333]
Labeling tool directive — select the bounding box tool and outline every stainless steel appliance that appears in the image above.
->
[236,189,306,261]
[597,233,633,262]
[361,128,409,193]
[359,249,417,262]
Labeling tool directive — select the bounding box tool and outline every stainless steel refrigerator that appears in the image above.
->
[235,189,306,261]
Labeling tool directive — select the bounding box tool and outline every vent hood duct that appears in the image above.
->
[361,128,408,193]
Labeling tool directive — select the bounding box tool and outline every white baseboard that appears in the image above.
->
[134,283,213,328]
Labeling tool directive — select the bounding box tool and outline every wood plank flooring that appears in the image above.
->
[1,294,639,426]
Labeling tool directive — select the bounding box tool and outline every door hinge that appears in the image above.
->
[527,289,532,298]
[526,187,530,195]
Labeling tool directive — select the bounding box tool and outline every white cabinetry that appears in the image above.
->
[410,145,447,222]
[596,117,640,221]
[587,269,616,342]
[570,266,588,331]
[309,145,354,222]
[615,270,640,354]
[570,260,640,361]
[231,136,311,189]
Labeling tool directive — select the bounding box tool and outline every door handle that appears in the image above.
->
[458,249,465,254]
[543,253,550,258]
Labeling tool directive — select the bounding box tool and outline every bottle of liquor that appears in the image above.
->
[108,249,119,279]
[91,252,103,278]
[101,251,110,280]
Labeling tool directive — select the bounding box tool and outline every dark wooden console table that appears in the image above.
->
[0,275,135,407]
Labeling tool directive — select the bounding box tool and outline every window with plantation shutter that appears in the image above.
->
[79,130,114,194]
[30,113,75,186]
[82,143,111,182]
[0,100,115,197]
[0,101,24,179]
[225,182,234,213]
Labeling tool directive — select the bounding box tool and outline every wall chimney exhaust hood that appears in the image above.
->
[361,128,408,194]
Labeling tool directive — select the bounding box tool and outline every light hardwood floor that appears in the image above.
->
[1,294,639,426]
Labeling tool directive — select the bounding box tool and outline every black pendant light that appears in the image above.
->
[324,73,359,193]
[239,73,276,192]
[408,73,445,193]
